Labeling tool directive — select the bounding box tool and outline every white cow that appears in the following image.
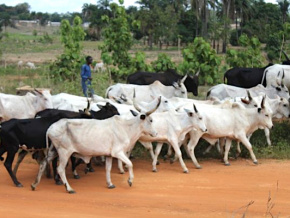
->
[207,83,289,100]
[17,61,23,69]
[118,104,207,173]
[26,62,36,69]
[0,90,53,121]
[31,99,161,193]
[106,78,187,104]
[93,62,105,72]
[184,96,273,168]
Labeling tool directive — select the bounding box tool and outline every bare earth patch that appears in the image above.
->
[0,157,290,217]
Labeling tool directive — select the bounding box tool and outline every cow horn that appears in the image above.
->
[195,69,200,77]
[193,103,198,113]
[261,95,266,109]
[146,96,161,116]
[84,98,91,115]
[34,88,42,95]
[247,90,252,101]
[133,89,142,112]
[282,50,290,61]
[181,75,188,84]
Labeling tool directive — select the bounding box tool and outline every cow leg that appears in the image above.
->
[187,135,202,169]
[4,149,22,187]
[223,139,232,166]
[236,142,241,158]
[57,151,75,194]
[264,128,272,147]
[13,150,28,175]
[105,157,115,188]
[115,152,134,187]
[239,136,258,164]
[117,158,125,174]
[70,156,80,179]
[169,140,188,173]
[52,156,62,185]
[139,141,155,161]
[31,147,58,190]
[152,143,163,172]
[163,144,172,161]
[203,144,214,155]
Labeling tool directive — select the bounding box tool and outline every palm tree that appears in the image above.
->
[278,0,290,24]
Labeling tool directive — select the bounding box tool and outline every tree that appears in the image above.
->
[50,16,86,81]
[100,0,134,68]
[278,0,290,24]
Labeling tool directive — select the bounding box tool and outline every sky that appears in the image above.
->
[0,0,138,14]
[0,0,278,14]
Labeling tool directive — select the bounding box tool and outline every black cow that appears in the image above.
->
[127,69,199,96]
[0,103,119,187]
[223,64,273,88]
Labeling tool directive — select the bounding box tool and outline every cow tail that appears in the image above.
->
[0,124,3,161]
[261,69,268,86]
[105,87,112,98]
[206,90,211,100]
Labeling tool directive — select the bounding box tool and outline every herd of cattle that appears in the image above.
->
[1,62,290,194]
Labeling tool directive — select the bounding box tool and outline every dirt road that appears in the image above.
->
[0,157,290,217]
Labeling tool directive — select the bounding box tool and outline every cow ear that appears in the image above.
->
[184,108,193,117]
[130,110,138,117]
[241,98,250,105]
[140,114,146,120]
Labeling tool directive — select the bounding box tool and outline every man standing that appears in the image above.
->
[81,56,94,97]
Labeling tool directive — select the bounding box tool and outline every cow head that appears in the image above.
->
[33,89,53,111]
[131,92,161,137]
[172,80,187,99]
[240,91,258,108]
[275,96,290,118]
[183,70,199,96]
[257,95,273,129]
[184,103,207,132]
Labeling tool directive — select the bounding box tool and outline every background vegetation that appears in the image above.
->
[1,0,290,161]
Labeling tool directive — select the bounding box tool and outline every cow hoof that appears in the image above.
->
[253,161,258,165]
[170,159,174,164]
[73,175,80,179]
[224,163,231,166]
[152,169,157,172]
[128,180,133,187]
[196,165,202,169]
[84,168,89,174]
[183,170,189,174]
[163,156,168,161]
[68,190,76,194]
[108,184,115,189]
[55,180,63,185]
[88,167,95,172]
[156,160,160,165]
[119,171,125,174]
[31,184,35,191]
[16,183,23,187]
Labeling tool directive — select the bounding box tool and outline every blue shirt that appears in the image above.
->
[81,64,92,80]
